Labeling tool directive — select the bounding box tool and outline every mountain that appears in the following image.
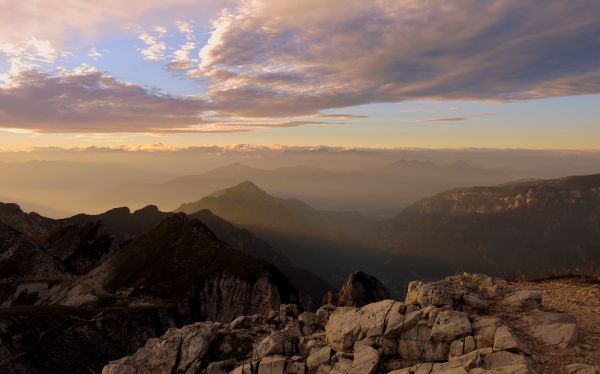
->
[0,221,64,284]
[104,160,510,216]
[82,214,298,321]
[36,221,120,275]
[177,181,377,243]
[176,182,452,295]
[384,173,600,276]
[0,202,57,237]
[67,205,172,240]
[188,209,333,304]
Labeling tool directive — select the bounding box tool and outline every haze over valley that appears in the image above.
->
[1,1,600,373]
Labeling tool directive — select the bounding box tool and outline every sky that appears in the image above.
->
[0,0,599,151]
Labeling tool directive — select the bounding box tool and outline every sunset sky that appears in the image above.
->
[1,0,599,150]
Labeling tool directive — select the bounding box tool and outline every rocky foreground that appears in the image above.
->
[101,274,600,374]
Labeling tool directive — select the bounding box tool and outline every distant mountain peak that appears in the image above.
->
[0,202,24,215]
[209,180,268,198]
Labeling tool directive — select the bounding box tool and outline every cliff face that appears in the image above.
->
[0,221,64,283]
[0,306,178,374]
[195,272,286,322]
[384,174,600,276]
[0,202,57,238]
[102,273,600,374]
[36,221,120,275]
[322,271,391,307]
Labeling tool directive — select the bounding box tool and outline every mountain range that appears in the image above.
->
[2,172,600,372]
[104,160,510,217]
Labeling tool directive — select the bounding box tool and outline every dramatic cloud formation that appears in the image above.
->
[196,0,600,117]
[0,70,204,132]
[138,26,168,62]
[0,0,599,135]
[169,21,197,70]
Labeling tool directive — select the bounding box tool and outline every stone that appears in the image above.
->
[102,322,218,374]
[483,351,535,373]
[348,345,379,374]
[383,302,406,338]
[431,311,472,342]
[502,290,542,310]
[449,340,464,358]
[307,346,332,371]
[523,311,578,348]
[205,360,237,374]
[325,300,396,352]
[257,356,286,374]
[335,271,391,307]
[280,304,299,323]
[424,341,450,362]
[493,325,527,353]
[286,361,308,374]
[471,316,501,349]
[566,363,600,374]
[254,329,300,359]
[463,336,476,353]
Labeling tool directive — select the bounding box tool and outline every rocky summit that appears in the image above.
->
[101,273,600,374]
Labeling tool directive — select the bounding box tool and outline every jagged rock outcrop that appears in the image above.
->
[384,174,600,276]
[323,271,391,307]
[0,202,57,237]
[36,221,120,275]
[104,273,595,374]
[55,214,300,320]
[0,305,178,373]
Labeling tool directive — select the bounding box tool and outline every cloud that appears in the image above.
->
[138,28,167,62]
[88,47,102,59]
[192,0,600,117]
[169,21,197,70]
[0,70,206,133]
[216,120,347,128]
[423,117,468,123]
[0,38,58,86]
[314,114,367,119]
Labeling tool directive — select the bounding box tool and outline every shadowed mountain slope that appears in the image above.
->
[176,182,452,294]
[384,173,600,276]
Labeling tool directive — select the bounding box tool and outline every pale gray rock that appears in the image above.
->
[348,345,380,374]
[431,311,472,342]
[566,363,600,374]
[102,322,218,374]
[523,310,578,348]
[501,290,542,310]
[307,346,332,371]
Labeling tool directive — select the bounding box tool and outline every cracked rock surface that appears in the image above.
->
[102,273,600,374]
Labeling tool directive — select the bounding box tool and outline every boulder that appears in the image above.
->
[102,322,218,374]
[325,300,396,352]
[501,290,542,310]
[493,325,528,353]
[348,345,380,374]
[566,363,600,374]
[336,272,391,307]
[430,311,472,342]
[307,346,332,371]
[522,311,578,348]
[257,356,286,374]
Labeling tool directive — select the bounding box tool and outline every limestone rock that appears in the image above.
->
[523,311,578,348]
[307,347,332,372]
[334,271,391,307]
[102,322,218,374]
[431,311,472,342]
[349,345,380,374]
[502,290,542,310]
[325,300,396,352]
[566,363,600,374]
[493,325,528,353]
